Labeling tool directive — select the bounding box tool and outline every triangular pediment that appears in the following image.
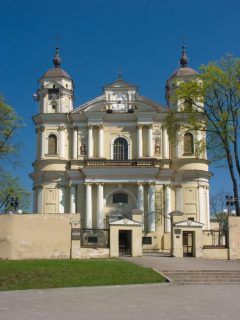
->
[103,78,138,90]
[174,220,204,228]
[71,94,166,114]
[42,80,64,89]
[109,218,142,226]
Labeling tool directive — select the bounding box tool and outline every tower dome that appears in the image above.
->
[41,47,71,79]
[169,46,198,79]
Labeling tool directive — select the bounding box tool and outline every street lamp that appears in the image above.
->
[224,195,238,215]
[4,196,22,214]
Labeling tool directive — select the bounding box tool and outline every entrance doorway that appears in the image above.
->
[183,231,194,257]
[119,230,132,256]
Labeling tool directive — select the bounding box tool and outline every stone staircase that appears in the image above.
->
[161,270,240,285]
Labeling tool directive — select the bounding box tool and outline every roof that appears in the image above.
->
[170,66,198,79]
[41,67,71,79]
[103,78,138,90]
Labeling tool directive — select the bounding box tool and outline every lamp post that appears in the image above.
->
[224,195,237,216]
[4,196,22,214]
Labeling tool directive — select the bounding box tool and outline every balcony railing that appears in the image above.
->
[83,159,163,167]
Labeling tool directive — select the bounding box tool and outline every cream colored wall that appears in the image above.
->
[203,248,228,259]
[183,185,198,216]
[228,216,240,260]
[0,214,80,260]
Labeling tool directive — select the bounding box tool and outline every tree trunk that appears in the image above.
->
[225,147,240,215]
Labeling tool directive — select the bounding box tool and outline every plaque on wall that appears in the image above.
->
[71,228,80,240]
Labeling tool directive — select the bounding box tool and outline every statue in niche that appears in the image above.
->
[80,137,87,156]
[80,143,86,155]
[154,136,161,156]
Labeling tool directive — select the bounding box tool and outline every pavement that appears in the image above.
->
[122,255,240,271]
[0,284,240,320]
[0,256,240,320]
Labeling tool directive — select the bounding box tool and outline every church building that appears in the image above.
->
[30,47,211,258]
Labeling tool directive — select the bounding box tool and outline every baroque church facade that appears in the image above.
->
[30,47,211,256]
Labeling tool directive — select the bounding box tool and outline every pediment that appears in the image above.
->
[42,80,64,89]
[109,218,142,226]
[72,94,167,114]
[103,78,138,90]
[174,220,204,228]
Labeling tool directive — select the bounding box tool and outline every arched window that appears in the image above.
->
[184,133,194,155]
[113,137,128,160]
[113,193,128,204]
[48,134,57,154]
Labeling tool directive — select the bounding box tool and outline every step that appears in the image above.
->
[160,270,240,285]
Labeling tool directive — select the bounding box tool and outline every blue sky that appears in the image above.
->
[0,0,239,208]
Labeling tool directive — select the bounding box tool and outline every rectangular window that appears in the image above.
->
[88,237,98,243]
[142,237,152,245]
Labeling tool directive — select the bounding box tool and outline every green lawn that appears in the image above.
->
[0,259,165,291]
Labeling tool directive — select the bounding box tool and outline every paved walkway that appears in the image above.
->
[0,284,240,320]
[122,255,240,271]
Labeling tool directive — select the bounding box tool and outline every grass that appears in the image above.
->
[0,259,165,291]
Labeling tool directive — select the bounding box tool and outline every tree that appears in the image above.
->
[0,96,30,213]
[165,55,240,215]
[210,192,228,245]
[0,171,31,212]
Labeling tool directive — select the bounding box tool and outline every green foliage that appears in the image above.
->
[0,259,165,291]
[0,96,31,212]
[0,171,31,212]
[0,96,23,159]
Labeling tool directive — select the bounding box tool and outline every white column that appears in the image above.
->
[147,124,153,157]
[59,126,65,158]
[137,183,144,230]
[72,126,78,159]
[88,125,93,158]
[59,186,65,214]
[148,183,156,232]
[70,185,76,213]
[98,124,104,158]
[97,183,104,229]
[86,183,92,228]
[137,124,143,158]
[162,127,169,159]
[40,126,45,158]
[37,186,43,213]
[165,185,171,232]
[175,186,183,212]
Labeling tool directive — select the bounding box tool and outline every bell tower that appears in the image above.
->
[165,46,198,111]
[35,47,74,114]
